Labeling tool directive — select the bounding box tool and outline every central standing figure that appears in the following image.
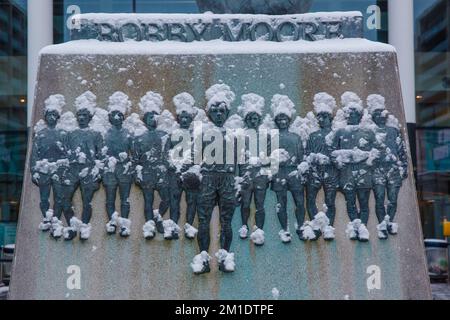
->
[191,84,237,275]
[133,91,171,240]
[237,93,271,246]
[270,95,307,243]
[103,92,134,238]
[331,92,378,242]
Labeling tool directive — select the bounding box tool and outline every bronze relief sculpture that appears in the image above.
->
[31,87,408,273]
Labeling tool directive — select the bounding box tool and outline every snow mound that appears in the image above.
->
[367,94,385,114]
[57,111,78,132]
[75,91,96,115]
[163,219,180,239]
[377,215,389,239]
[106,212,119,233]
[143,220,156,238]
[289,113,319,146]
[239,225,249,239]
[311,210,330,232]
[271,94,296,119]
[341,91,362,107]
[191,251,211,273]
[108,91,131,114]
[238,93,265,118]
[44,94,65,115]
[278,230,292,243]
[157,109,177,133]
[80,223,92,240]
[250,228,265,245]
[51,217,64,238]
[260,114,276,131]
[272,288,280,300]
[224,114,245,131]
[184,223,198,238]
[215,249,235,272]
[300,222,317,240]
[343,101,363,114]
[123,113,147,137]
[139,91,163,115]
[90,107,111,136]
[313,92,336,115]
[206,83,236,110]
[173,92,197,115]
[39,210,54,231]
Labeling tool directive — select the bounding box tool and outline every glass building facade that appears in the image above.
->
[0,0,27,246]
[1,0,449,244]
[415,0,450,239]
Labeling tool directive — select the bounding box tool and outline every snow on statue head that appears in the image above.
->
[108,91,132,115]
[205,84,235,127]
[139,91,163,115]
[205,83,236,112]
[271,94,296,120]
[173,92,197,116]
[367,94,386,114]
[341,92,364,124]
[75,91,97,116]
[239,93,265,130]
[239,93,265,118]
[139,91,164,130]
[341,91,362,108]
[367,94,389,127]
[44,94,65,116]
[313,92,336,115]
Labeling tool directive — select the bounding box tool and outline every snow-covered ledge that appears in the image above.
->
[41,38,395,56]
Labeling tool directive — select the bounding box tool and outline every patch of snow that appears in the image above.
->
[75,91,96,115]
[44,94,65,115]
[143,220,156,238]
[239,225,249,239]
[250,227,265,246]
[191,251,211,273]
[206,83,236,111]
[272,288,280,300]
[41,39,395,56]
[173,92,197,115]
[313,92,336,115]
[57,112,78,132]
[215,249,235,272]
[123,113,147,137]
[366,94,385,114]
[184,223,198,238]
[139,91,163,115]
[108,91,131,114]
[238,93,265,118]
[271,94,295,119]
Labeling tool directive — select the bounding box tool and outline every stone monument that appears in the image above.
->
[9,5,431,299]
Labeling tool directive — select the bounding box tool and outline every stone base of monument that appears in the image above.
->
[9,38,431,300]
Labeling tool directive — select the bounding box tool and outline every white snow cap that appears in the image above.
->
[206,83,236,110]
[367,94,386,114]
[271,94,296,119]
[75,91,97,115]
[341,91,362,107]
[139,91,164,115]
[108,91,131,114]
[313,92,336,115]
[44,94,65,115]
[238,93,265,118]
[173,92,197,116]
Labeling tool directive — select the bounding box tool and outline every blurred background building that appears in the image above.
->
[0,0,448,247]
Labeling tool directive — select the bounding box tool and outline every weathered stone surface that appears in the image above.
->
[9,44,431,300]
